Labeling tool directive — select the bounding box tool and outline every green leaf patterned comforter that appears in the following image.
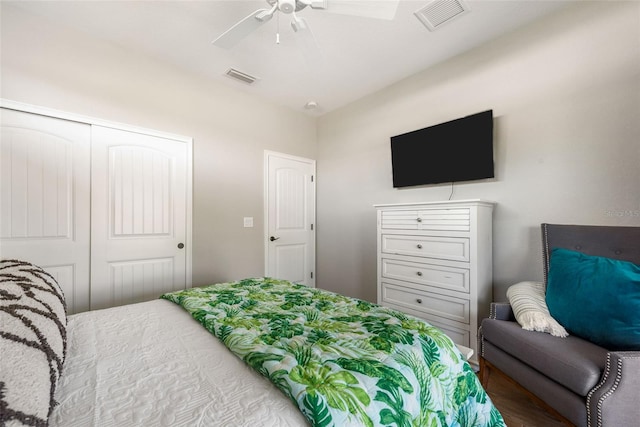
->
[161,278,505,427]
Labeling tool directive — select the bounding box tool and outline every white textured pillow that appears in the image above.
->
[507,281,568,337]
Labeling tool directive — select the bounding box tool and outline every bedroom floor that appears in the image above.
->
[483,372,569,426]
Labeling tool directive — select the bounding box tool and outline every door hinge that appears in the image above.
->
[310,223,314,231]
[311,175,314,182]
[311,272,314,279]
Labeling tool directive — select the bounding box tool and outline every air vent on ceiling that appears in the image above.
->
[414,0,470,32]
[225,68,258,85]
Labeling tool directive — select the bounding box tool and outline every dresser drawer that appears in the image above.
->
[381,208,470,231]
[381,282,470,324]
[381,234,469,262]
[381,258,470,294]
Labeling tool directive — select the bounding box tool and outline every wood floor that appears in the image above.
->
[483,371,569,427]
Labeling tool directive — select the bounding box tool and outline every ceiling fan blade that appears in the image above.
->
[323,0,400,20]
[212,8,273,49]
[291,15,323,68]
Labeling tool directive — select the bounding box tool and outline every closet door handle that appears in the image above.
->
[177,243,185,249]
[270,236,280,242]
[416,271,423,277]
[416,299,423,304]
[417,244,423,249]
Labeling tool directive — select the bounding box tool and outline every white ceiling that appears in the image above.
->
[7,0,570,115]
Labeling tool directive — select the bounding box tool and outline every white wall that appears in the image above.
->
[0,5,317,286]
[3,2,639,304]
[316,1,640,302]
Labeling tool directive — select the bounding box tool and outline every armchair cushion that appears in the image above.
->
[546,248,640,350]
[506,281,568,337]
[481,318,608,396]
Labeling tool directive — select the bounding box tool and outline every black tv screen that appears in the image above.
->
[391,110,494,188]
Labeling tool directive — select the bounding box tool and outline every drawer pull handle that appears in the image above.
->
[416,299,423,304]
[416,244,423,249]
[416,218,422,223]
[416,271,423,276]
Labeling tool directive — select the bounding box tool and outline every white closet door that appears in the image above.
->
[0,108,91,313]
[90,126,188,309]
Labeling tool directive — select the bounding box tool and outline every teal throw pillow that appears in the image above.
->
[545,248,640,350]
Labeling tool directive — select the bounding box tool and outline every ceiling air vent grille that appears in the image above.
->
[225,68,257,85]
[414,0,470,32]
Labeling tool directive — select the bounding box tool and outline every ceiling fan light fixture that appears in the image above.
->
[278,0,296,14]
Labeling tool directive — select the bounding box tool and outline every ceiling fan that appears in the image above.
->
[212,0,400,49]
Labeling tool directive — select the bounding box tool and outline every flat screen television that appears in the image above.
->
[390,110,494,188]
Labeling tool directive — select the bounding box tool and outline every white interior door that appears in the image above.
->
[265,151,316,287]
[0,108,91,313]
[90,126,189,309]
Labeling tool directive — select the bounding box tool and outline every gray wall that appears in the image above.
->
[0,5,317,287]
[315,1,640,302]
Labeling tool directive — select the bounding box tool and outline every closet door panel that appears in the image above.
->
[0,108,91,314]
[108,258,174,307]
[110,146,172,236]
[90,126,187,309]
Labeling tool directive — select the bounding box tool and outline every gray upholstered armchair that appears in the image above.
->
[479,223,640,427]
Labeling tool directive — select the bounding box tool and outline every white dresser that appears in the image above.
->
[375,200,494,364]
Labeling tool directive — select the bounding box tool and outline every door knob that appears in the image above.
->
[270,236,280,242]
[177,243,184,249]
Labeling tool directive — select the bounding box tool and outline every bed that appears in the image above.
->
[1,259,505,427]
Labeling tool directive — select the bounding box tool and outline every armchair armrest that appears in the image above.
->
[489,302,516,321]
[587,351,640,427]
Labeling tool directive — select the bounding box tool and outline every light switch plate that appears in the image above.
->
[243,217,254,228]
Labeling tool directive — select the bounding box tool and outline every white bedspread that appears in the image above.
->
[50,299,309,426]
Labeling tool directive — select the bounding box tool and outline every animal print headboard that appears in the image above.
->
[0,259,67,427]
